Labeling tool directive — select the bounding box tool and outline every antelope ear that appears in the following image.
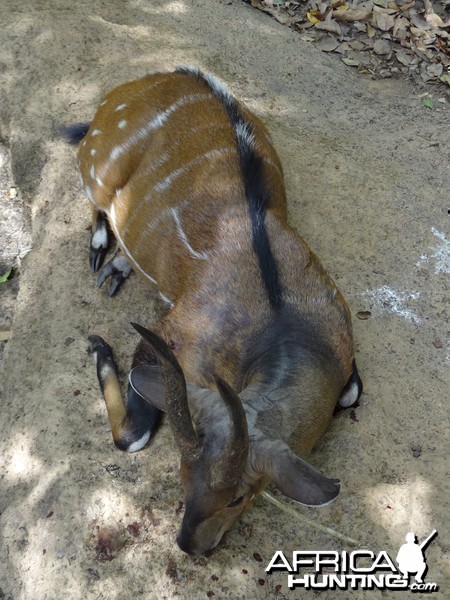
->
[262,442,340,506]
[129,365,167,411]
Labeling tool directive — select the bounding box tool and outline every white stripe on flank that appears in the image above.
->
[108,93,212,163]
[85,185,94,203]
[90,165,95,179]
[171,208,207,260]
[115,103,127,111]
[159,291,175,308]
[108,204,158,285]
[153,147,233,193]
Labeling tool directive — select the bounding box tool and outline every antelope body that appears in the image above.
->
[73,67,362,555]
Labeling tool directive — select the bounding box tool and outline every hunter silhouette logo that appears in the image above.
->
[266,530,439,592]
[396,530,437,585]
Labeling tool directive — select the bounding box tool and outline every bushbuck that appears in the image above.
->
[68,67,362,555]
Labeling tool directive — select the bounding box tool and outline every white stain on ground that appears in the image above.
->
[417,228,450,274]
[362,286,421,324]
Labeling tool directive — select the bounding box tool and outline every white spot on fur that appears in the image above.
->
[108,93,211,163]
[100,100,107,106]
[91,226,108,249]
[90,149,96,156]
[417,228,450,274]
[171,207,208,260]
[127,430,151,453]
[90,165,95,179]
[339,382,359,408]
[362,286,421,324]
[95,176,104,187]
[118,119,127,129]
[115,103,127,111]
[91,129,102,136]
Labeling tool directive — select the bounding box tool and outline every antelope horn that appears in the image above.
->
[210,376,249,489]
[130,323,201,463]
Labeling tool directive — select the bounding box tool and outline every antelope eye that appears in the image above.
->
[227,495,244,508]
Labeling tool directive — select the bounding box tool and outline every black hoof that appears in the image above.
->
[90,247,108,272]
[97,251,133,296]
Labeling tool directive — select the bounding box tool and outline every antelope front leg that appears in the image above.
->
[88,335,161,451]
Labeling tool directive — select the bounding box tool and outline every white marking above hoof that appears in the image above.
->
[338,382,359,408]
[127,430,151,453]
[91,225,108,249]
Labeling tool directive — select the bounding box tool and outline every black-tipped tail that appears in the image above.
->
[59,122,91,145]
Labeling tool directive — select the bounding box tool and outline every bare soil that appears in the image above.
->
[0,1,448,599]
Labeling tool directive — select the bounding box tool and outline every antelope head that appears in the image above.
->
[130,323,340,555]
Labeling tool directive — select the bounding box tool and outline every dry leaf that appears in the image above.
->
[373,39,391,54]
[395,49,414,65]
[307,9,322,25]
[342,56,360,66]
[315,35,341,51]
[426,63,444,77]
[334,8,372,22]
[375,12,395,32]
[315,11,343,35]
[367,24,376,38]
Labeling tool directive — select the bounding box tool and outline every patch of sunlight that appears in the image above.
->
[86,485,137,521]
[5,433,43,478]
[165,0,187,13]
[364,478,433,537]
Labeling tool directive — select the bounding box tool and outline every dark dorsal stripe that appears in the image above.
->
[177,67,284,310]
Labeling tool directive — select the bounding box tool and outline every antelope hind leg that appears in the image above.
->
[97,249,133,296]
[88,335,161,451]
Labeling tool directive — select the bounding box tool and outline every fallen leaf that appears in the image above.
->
[315,35,341,51]
[426,63,443,78]
[334,8,372,22]
[342,57,360,66]
[375,12,395,32]
[373,39,391,54]
[0,268,12,283]
[395,49,414,65]
[315,14,342,35]
[439,74,450,86]
[422,97,434,108]
[307,9,322,25]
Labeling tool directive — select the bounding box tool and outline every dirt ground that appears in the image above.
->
[0,1,449,599]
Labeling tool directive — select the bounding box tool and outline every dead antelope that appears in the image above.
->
[68,67,362,555]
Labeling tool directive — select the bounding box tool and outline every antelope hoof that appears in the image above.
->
[90,246,108,273]
[97,251,133,296]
